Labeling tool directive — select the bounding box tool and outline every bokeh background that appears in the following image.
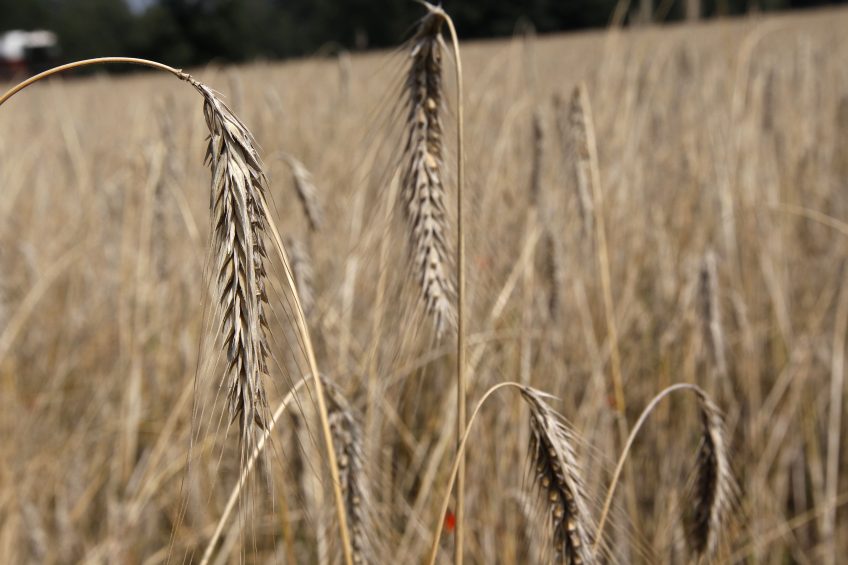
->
[1,0,846,66]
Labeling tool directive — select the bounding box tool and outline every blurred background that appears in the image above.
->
[1,0,847,71]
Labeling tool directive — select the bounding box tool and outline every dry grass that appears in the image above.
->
[2,6,848,563]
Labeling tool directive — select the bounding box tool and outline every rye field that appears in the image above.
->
[1,5,848,563]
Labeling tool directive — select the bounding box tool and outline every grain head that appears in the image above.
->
[283,153,325,232]
[684,390,739,558]
[521,386,595,564]
[192,79,272,454]
[400,7,456,339]
[323,379,377,564]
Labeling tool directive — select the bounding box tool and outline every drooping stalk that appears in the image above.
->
[401,6,466,561]
[0,58,354,565]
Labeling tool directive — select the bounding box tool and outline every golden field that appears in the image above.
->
[1,6,848,563]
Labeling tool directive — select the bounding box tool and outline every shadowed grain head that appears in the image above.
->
[323,378,377,564]
[684,389,739,558]
[530,110,544,209]
[520,386,595,564]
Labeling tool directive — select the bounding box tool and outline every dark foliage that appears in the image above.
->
[0,0,842,69]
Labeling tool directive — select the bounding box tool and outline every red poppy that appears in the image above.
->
[444,510,456,532]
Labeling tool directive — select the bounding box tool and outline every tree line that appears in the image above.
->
[0,0,841,68]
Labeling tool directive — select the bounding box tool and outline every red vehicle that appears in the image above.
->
[0,30,59,80]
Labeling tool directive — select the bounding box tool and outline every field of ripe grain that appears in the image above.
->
[2,6,848,563]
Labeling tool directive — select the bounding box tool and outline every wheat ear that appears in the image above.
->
[188,86,354,560]
[323,379,376,564]
[528,108,564,321]
[567,90,596,242]
[0,56,274,450]
[530,110,545,208]
[570,83,624,411]
[401,6,456,339]
[595,384,738,560]
[553,92,594,241]
[401,8,468,559]
[286,235,316,321]
[684,389,739,558]
[426,383,591,565]
[698,250,728,381]
[0,58,355,565]
[190,80,271,454]
[282,152,325,232]
[419,5,469,562]
[521,387,596,564]
[192,77,354,565]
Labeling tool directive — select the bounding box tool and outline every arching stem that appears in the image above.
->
[0,57,191,106]
[423,5,468,563]
[0,58,354,565]
[593,383,703,553]
[426,381,523,565]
